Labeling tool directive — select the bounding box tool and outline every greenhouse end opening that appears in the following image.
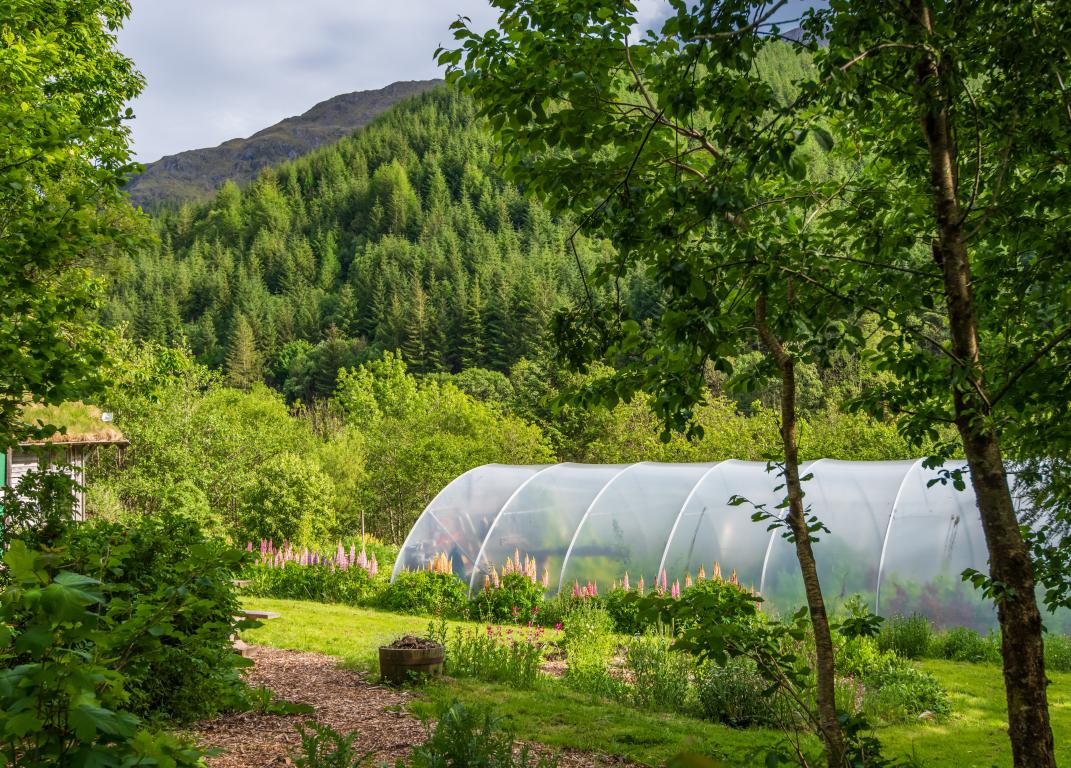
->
[392,460,1070,632]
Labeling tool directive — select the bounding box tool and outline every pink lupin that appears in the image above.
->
[671,579,680,599]
[622,571,630,591]
[637,575,645,595]
[247,541,253,552]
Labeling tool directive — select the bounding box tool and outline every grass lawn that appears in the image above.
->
[241,598,1071,767]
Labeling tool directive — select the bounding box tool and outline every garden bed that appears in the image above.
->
[192,645,639,768]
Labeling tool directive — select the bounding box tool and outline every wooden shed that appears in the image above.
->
[3,403,128,520]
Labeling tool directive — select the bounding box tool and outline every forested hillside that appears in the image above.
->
[105,87,614,401]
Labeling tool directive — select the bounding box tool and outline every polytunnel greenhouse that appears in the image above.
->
[392,460,1068,631]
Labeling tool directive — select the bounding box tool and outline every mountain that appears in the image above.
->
[125,79,442,210]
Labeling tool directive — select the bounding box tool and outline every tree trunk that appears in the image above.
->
[911,5,1056,766]
[756,294,846,768]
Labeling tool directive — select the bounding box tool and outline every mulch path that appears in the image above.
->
[190,645,640,768]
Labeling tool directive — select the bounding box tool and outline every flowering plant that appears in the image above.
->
[447,621,546,689]
[242,539,386,605]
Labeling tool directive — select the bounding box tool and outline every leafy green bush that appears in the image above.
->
[1045,633,1071,672]
[62,511,250,721]
[604,586,646,635]
[0,471,208,767]
[696,657,784,728]
[406,701,557,768]
[446,623,546,688]
[931,626,1000,664]
[876,614,933,660]
[863,662,951,723]
[379,571,469,617]
[836,635,899,679]
[538,591,594,629]
[469,572,546,623]
[624,631,692,713]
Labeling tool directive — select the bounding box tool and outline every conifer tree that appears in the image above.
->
[457,278,485,370]
[226,315,262,390]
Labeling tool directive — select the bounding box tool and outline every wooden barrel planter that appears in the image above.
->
[379,636,444,685]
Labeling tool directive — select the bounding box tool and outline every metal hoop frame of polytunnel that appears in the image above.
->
[391,459,1047,629]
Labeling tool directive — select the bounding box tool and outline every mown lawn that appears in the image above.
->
[241,598,1071,767]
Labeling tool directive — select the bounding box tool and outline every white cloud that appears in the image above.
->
[119,0,815,163]
[119,0,499,162]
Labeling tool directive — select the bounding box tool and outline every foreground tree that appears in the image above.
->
[0,0,144,444]
[806,5,1068,766]
[443,3,863,763]
[444,1,1068,765]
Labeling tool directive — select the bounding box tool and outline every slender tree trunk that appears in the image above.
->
[756,294,846,768]
[911,5,1056,766]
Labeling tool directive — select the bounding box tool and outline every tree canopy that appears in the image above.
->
[0,0,144,445]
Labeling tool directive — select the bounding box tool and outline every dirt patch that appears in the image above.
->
[191,645,424,767]
[191,645,641,768]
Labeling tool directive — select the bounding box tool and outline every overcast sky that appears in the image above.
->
[119,1,814,163]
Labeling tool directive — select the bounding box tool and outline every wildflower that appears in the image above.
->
[555,623,563,631]
[622,571,630,591]
[684,572,693,589]
[247,541,254,552]
[637,575,645,596]
[697,564,706,580]
[712,561,721,581]
[542,566,550,589]
[671,579,680,599]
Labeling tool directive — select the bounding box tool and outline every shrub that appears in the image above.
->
[1045,634,1071,672]
[863,662,951,723]
[538,591,595,629]
[876,614,933,660]
[379,570,469,617]
[624,631,692,713]
[696,657,785,728]
[63,511,250,722]
[604,586,646,634]
[470,572,546,623]
[0,471,208,767]
[836,635,899,679]
[446,623,545,688]
[406,701,557,768]
[932,626,1000,664]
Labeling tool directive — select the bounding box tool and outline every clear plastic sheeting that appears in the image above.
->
[392,460,1062,630]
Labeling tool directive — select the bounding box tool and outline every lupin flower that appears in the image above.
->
[637,575,645,596]
[622,571,630,591]
[542,566,550,589]
[712,561,722,581]
[684,572,693,589]
[697,564,706,580]
[671,579,680,599]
